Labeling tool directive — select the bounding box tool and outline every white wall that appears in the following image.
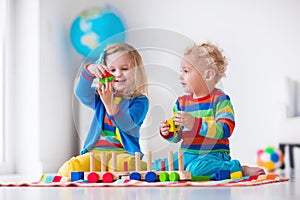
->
[39,0,81,172]
[100,0,300,166]
[11,0,300,173]
[13,0,41,174]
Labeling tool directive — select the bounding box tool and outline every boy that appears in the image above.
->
[153,42,265,179]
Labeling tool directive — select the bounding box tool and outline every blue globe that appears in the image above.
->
[70,7,126,61]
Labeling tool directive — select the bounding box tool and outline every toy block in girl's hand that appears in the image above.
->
[166,119,180,132]
[99,71,114,85]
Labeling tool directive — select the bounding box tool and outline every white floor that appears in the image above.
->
[0,169,299,200]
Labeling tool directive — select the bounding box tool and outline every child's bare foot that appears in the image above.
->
[242,165,266,176]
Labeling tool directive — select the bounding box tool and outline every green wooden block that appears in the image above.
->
[169,172,179,182]
[159,172,169,182]
[99,75,114,85]
[191,176,210,181]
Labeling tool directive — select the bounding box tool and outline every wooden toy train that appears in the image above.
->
[70,150,243,183]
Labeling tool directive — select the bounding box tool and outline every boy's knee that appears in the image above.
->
[186,160,213,176]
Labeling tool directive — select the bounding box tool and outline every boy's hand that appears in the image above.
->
[160,121,170,136]
[174,111,195,130]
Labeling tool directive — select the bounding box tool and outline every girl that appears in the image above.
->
[59,43,148,177]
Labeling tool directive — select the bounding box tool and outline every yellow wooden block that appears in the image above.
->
[166,119,180,132]
[230,171,242,179]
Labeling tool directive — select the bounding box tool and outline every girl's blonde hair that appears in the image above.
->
[184,41,228,83]
[103,43,148,97]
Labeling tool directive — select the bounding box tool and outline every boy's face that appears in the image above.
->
[179,55,208,95]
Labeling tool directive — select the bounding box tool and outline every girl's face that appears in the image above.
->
[106,52,135,93]
[179,55,209,96]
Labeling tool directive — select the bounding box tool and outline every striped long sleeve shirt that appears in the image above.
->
[161,89,235,154]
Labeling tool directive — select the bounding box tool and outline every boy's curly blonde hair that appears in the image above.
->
[184,41,228,83]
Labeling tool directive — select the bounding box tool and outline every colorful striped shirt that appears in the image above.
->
[91,95,125,152]
[161,89,235,154]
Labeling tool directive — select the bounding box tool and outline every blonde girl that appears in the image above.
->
[59,43,148,177]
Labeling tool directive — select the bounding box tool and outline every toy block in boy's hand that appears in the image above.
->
[166,119,180,132]
[99,71,114,85]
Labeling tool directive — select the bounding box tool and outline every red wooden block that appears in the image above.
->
[102,71,113,78]
[161,160,166,171]
[248,175,259,180]
[102,172,114,183]
[87,172,99,183]
[99,71,114,85]
[52,176,62,182]
[124,161,128,171]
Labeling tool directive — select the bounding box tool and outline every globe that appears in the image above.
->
[256,146,283,172]
[70,6,126,61]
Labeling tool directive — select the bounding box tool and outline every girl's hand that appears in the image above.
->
[160,121,170,136]
[174,111,195,130]
[87,63,108,79]
[97,79,117,115]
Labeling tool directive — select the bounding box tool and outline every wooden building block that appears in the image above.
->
[102,172,114,183]
[87,172,99,183]
[230,171,242,179]
[191,176,210,181]
[71,171,84,182]
[52,176,63,182]
[99,71,114,85]
[161,160,166,171]
[166,119,180,132]
[169,172,179,182]
[215,170,230,181]
[159,172,169,182]
[145,171,157,182]
[129,172,141,180]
